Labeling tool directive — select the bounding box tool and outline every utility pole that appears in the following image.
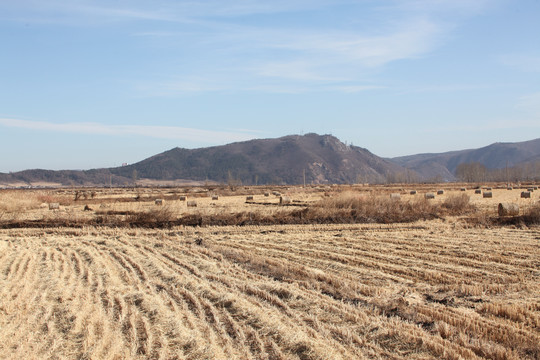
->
[303,169,306,188]
[506,160,509,186]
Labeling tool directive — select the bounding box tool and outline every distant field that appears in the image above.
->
[0,185,539,359]
[0,183,538,226]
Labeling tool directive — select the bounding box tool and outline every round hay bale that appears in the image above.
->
[410,190,417,195]
[179,196,186,201]
[460,188,467,191]
[279,196,291,205]
[155,199,163,205]
[527,188,534,192]
[498,202,519,217]
[264,192,270,197]
[483,191,492,198]
[390,193,401,200]
[534,186,538,190]
[507,187,513,190]
[521,191,531,199]
[424,193,435,199]
[474,189,482,194]
[272,191,281,197]
[212,195,219,201]
[246,196,254,201]
[485,187,492,191]
[437,190,444,195]
[49,203,60,210]
[187,200,197,207]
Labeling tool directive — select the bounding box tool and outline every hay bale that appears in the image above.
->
[212,195,219,200]
[264,192,270,197]
[527,188,534,192]
[460,188,466,191]
[410,190,417,195]
[498,202,519,217]
[424,193,435,199]
[49,203,60,210]
[521,191,531,199]
[179,196,186,201]
[187,200,197,207]
[534,186,538,190]
[272,191,281,196]
[475,189,482,194]
[279,196,291,205]
[155,199,163,205]
[246,196,254,201]
[507,187,513,190]
[390,193,401,200]
[483,191,492,198]
[437,190,444,195]
[485,187,492,191]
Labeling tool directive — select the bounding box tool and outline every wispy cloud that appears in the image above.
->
[256,19,442,67]
[136,18,443,95]
[2,0,493,95]
[384,0,493,16]
[2,0,346,24]
[254,60,345,82]
[499,53,540,73]
[516,92,540,115]
[422,119,540,134]
[0,118,259,144]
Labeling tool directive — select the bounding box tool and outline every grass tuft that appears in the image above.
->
[522,202,540,224]
[124,206,177,228]
[305,193,441,223]
[441,194,474,215]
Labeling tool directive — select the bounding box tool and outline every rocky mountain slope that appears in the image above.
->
[111,133,405,185]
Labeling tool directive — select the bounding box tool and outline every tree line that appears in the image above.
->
[455,161,540,183]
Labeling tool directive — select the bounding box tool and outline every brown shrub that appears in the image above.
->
[124,206,177,228]
[441,194,474,215]
[522,203,540,224]
[307,193,441,223]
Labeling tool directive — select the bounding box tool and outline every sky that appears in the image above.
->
[1,0,539,172]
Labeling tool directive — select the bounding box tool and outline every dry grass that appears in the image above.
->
[522,202,540,224]
[441,193,474,215]
[301,192,475,223]
[0,185,539,359]
[0,222,538,359]
[0,189,480,229]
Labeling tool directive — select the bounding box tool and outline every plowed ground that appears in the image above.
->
[0,222,538,359]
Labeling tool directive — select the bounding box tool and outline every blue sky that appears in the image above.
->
[1,0,539,172]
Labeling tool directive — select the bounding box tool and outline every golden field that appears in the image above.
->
[0,185,539,359]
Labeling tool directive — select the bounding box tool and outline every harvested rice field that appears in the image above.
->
[0,220,539,359]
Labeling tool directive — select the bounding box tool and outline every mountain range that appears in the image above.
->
[391,138,540,181]
[0,134,539,187]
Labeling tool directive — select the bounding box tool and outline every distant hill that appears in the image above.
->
[0,133,406,187]
[0,168,129,188]
[2,134,538,187]
[391,138,540,181]
[110,133,406,185]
